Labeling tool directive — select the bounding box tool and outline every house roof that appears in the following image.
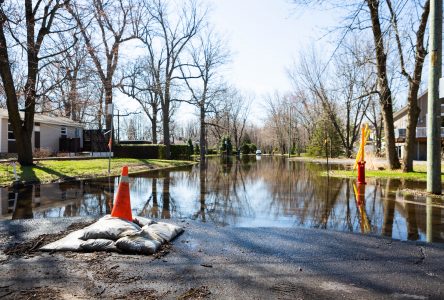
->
[393,90,428,122]
[393,105,408,121]
[0,108,84,128]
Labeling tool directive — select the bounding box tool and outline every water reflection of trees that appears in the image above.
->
[3,157,444,243]
[9,178,116,219]
[135,172,179,219]
[191,156,255,226]
[190,157,444,242]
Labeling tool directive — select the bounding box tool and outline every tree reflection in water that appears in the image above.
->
[12,186,33,219]
[3,157,444,243]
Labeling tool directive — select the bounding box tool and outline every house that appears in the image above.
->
[0,108,84,155]
[393,91,444,160]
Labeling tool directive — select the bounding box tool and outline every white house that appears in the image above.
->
[393,91,444,160]
[0,108,84,155]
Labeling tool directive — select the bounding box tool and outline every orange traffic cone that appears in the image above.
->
[111,166,133,221]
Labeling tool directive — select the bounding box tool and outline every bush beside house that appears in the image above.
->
[114,144,191,160]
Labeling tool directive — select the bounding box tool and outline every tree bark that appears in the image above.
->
[200,105,206,160]
[367,0,401,169]
[162,103,171,159]
[403,89,421,172]
[382,102,400,169]
[105,83,113,137]
[401,0,429,172]
[152,107,158,144]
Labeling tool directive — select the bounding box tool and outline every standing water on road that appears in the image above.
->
[1,156,443,243]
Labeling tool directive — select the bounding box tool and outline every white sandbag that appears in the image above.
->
[145,222,184,242]
[115,236,161,254]
[139,225,165,243]
[40,229,85,251]
[40,216,183,255]
[80,215,141,241]
[133,216,156,227]
[80,239,118,252]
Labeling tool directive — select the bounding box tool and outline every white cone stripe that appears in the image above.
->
[120,175,129,183]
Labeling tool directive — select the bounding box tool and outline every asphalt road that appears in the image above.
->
[0,217,443,299]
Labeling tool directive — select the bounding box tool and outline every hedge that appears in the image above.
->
[170,145,192,160]
[113,144,191,160]
[118,140,152,145]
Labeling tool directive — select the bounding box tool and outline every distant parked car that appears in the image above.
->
[256,149,262,155]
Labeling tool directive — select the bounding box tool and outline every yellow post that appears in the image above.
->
[361,124,366,162]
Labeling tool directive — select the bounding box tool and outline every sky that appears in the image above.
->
[206,0,335,95]
[115,0,339,126]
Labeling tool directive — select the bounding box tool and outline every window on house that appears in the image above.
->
[8,191,17,211]
[61,126,67,138]
[7,123,15,141]
[75,128,80,138]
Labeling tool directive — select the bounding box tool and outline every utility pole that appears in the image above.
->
[288,105,291,158]
[107,103,114,175]
[114,110,141,142]
[427,0,442,194]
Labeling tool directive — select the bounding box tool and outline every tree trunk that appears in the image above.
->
[367,0,400,169]
[15,130,34,165]
[162,105,171,159]
[162,173,170,219]
[382,103,401,169]
[0,13,35,165]
[397,1,429,172]
[403,95,420,172]
[200,105,206,160]
[105,82,113,134]
[152,111,157,144]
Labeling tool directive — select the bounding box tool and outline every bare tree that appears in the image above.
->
[264,91,290,154]
[204,88,251,153]
[289,43,371,158]
[39,32,103,126]
[293,0,431,169]
[0,0,73,165]
[386,0,430,172]
[135,0,205,158]
[180,29,229,159]
[119,59,161,143]
[365,95,383,155]
[227,89,251,153]
[66,0,137,135]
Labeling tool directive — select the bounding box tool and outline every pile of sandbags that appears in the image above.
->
[40,215,184,255]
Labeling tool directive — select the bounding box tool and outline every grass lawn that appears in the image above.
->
[326,165,444,182]
[0,158,194,186]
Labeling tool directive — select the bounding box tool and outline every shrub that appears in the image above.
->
[219,136,233,155]
[114,144,192,160]
[241,143,257,154]
[187,139,194,154]
[306,122,343,157]
[241,143,250,154]
[170,145,191,160]
[207,148,217,155]
[34,148,54,158]
[114,144,166,159]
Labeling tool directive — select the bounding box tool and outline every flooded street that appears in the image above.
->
[1,156,443,243]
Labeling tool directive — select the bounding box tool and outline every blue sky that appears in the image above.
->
[115,0,339,125]
[206,0,337,95]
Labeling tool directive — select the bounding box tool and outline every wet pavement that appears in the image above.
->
[1,156,444,243]
[0,217,443,299]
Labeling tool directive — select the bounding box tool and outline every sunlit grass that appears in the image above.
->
[326,167,444,182]
[0,158,194,186]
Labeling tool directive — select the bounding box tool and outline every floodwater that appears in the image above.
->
[1,156,443,243]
